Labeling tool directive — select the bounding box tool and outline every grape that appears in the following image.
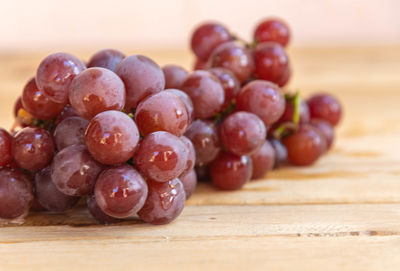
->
[12,127,55,171]
[282,124,325,166]
[54,116,89,150]
[195,165,210,182]
[179,169,197,200]
[307,93,342,126]
[0,168,34,219]
[194,58,208,70]
[250,140,275,179]
[0,129,12,167]
[87,195,122,224]
[190,22,232,61]
[58,105,79,123]
[34,167,79,212]
[14,96,23,117]
[69,67,126,119]
[210,152,253,190]
[180,135,196,176]
[138,178,185,225]
[164,89,194,124]
[181,70,224,119]
[30,197,46,212]
[162,64,188,89]
[208,67,240,109]
[278,97,310,124]
[277,65,291,87]
[270,139,288,168]
[185,120,220,166]
[85,110,140,165]
[87,49,125,71]
[254,18,291,47]
[51,144,102,196]
[220,111,266,156]
[115,55,165,110]
[310,119,335,150]
[236,80,285,126]
[208,41,254,83]
[94,165,148,218]
[253,42,290,85]
[22,78,64,120]
[134,131,187,183]
[135,91,189,137]
[36,52,86,104]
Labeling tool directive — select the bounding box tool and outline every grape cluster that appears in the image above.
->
[1,50,196,225]
[187,18,342,190]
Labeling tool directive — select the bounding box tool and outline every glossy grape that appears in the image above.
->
[135,91,189,137]
[208,67,240,109]
[308,93,342,126]
[12,127,55,171]
[51,144,102,196]
[254,18,291,47]
[87,49,125,71]
[54,117,89,150]
[270,139,288,168]
[35,167,79,212]
[138,178,185,225]
[134,131,187,183]
[250,140,275,179]
[87,195,122,224]
[310,119,335,150]
[236,80,285,126]
[220,111,266,156]
[164,89,195,124]
[115,55,165,110]
[0,129,12,167]
[36,52,86,104]
[277,65,291,87]
[162,64,188,89]
[181,70,224,119]
[85,110,140,165]
[180,135,196,177]
[190,22,232,61]
[94,165,148,218]
[210,152,253,190]
[278,97,310,124]
[179,169,197,200]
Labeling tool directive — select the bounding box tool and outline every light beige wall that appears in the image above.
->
[1,0,399,50]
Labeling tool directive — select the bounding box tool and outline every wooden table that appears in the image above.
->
[0,46,399,270]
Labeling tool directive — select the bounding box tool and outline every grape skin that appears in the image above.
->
[179,169,197,200]
[54,116,89,150]
[162,64,188,89]
[270,139,288,168]
[254,18,291,47]
[180,135,196,177]
[250,140,276,179]
[208,67,240,110]
[310,119,335,150]
[87,49,125,72]
[87,195,122,224]
[0,128,13,167]
[308,93,342,126]
[164,89,195,124]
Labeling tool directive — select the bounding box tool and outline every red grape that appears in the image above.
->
[191,22,232,61]
[36,52,86,104]
[236,80,285,126]
[135,91,189,137]
[220,111,266,156]
[250,140,275,179]
[208,67,240,109]
[210,152,253,190]
[94,165,148,218]
[54,116,89,150]
[13,96,23,117]
[278,97,310,124]
[180,135,196,177]
[0,128,12,167]
[115,55,165,110]
[179,169,197,200]
[58,105,79,123]
[181,70,224,119]
[87,49,125,72]
[308,93,342,126]
[310,119,335,150]
[254,18,291,47]
[51,144,102,196]
[138,178,185,225]
[195,165,210,182]
[134,131,188,183]
[12,127,55,171]
[277,65,291,87]
[85,110,140,165]
[193,58,208,70]
[87,195,122,224]
[164,89,195,124]
[69,67,126,119]
[270,138,287,168]
[162,64,188,89]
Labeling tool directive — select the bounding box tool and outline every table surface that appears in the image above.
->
[0,46,399,271]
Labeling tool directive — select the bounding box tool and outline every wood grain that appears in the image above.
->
[0,46,399,270]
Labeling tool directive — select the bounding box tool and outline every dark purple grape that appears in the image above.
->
[0,168,34,219]
[208,41,254,83]
[310,119,335,150]
[135,91,189,137]
[162,65,188,89]
[270,139,287,168]
[210,152,253,190]
[87,195,122,224]
[0,128,12,167]
[236,80,285,126]
[220,111,266,156]
[190,22,232,61]
[208,67,240,109]
[134,131,187,183]
[36,52,86,104]
[12,127,55,171]
[185,120,220,166]
[181,70,224,119]
[87,49,125,71]
[51,144,102,196]
[14,96,23,117]
[180,135,196,177]
[278,97,310,124]
[250,140,275,179]
[35,167,79,212]
[138,178,185,225]
[85,110,140,165]
[164,89,194,124]
[179,169,197,200]
[115,55,165,110]
[254,18,291,47]
[94,165,148,218]
[308,93,342,126]
[69,67,126,119]
[54,117,88,150]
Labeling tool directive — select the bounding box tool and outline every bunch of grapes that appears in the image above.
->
[0,49,197,225]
